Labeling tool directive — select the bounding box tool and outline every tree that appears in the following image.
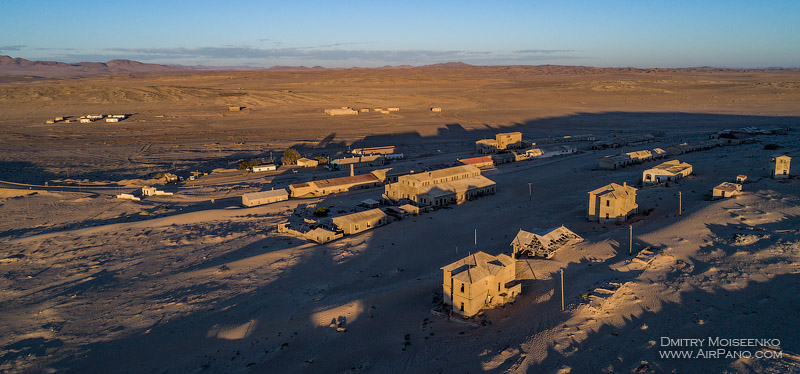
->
[283,148,301,165]
[237,160,261,170]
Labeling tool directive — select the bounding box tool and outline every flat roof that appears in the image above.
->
[243,189,288,199]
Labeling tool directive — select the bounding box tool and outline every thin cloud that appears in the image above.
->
[0,44,26,52]
[51,45,587,67]
[514,49,577,54]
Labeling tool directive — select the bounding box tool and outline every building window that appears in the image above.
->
[606,200,610,207]
[460,303,464,312]
[460,283,465,293]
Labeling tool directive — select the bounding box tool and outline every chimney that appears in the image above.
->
[623,182,627,187]
[350,164,354,177]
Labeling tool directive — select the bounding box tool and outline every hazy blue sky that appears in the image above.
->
[1,1,798,68]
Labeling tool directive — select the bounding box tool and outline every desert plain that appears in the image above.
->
[1,64,799,373]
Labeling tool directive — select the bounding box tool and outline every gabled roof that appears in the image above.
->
[331,208,386,226]
[442,251,514,284]
[589,182,637,199]
[459,156,493,165]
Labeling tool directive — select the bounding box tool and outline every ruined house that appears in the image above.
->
[441,251,520,318]
[587,182,638,223]
[772,155,791,179]
[712,182,742,199]
[511,226,583,258]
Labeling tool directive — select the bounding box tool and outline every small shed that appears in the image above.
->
[736,175,748,183]
[228,106,244,111]
[297,158,320,167]
[430,107,442,112]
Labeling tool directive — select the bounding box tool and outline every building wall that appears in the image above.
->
[333,215,387,235]
[242,194,288,207]
[588,190,637,222]
[444,265,517,317]
[774,159,791,178]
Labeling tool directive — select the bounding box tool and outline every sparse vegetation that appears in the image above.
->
[313,207,329,217]
[237,160,261,170]
[282,148,301,165]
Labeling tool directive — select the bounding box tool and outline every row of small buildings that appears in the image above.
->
[324,106,400,116]
[596,138,725,170]
[45,114,128,124]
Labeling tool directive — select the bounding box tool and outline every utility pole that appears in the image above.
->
[528,183,532,201]
[679,191,682,216]
[560,269,565,311]
[629,225,633,256]
[474,228,477,248]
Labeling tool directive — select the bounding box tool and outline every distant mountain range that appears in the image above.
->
[0,55,482,76]
[1,55,795,77]
[0,55,186,76]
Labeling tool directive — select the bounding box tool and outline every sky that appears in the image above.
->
[1,0,799,68]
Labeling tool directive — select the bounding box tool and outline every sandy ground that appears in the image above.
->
[0,67,799,373]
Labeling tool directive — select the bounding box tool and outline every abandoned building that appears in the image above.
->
[330,155,385,169]
[296,158,319,168]
[116,193,140,201]
[441,251,520,318]
[625,150,653,164]
[141,186,173,196]
[712,182,742,199]
[251,164,277,172]
[491,152,516,165]
[329,208,388,235]
[383,165,496,207]
[536,145,577,158]
[597,154,632,170]
[458,155,494,169]
[242,189,289,207]
[642,160,693,184]
[289,174,380,197]
[651,148,667,159]
[324,107,358,116]
[289,173,381,198]
[511,226,583,258]
[587,182,638,223]
[352,146,404,160]
[370,166,415,184]
[772,155,791,179]
[475,132,525,153]
[277,220,343,244]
